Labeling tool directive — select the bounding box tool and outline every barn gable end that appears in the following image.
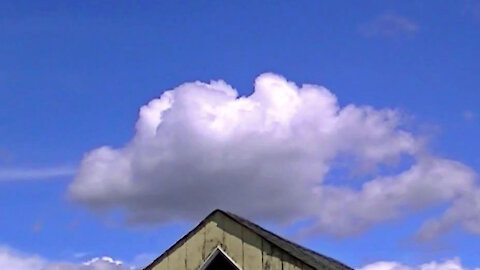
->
[144,210,352,270]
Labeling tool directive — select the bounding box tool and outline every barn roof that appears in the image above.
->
[144,209,353,270]
[221,210,352,270]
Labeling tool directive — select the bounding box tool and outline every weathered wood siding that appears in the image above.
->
[151,212,313,270]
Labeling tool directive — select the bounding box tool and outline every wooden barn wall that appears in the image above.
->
[151,212,314,270]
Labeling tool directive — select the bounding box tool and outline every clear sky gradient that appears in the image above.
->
[0,1,479,269]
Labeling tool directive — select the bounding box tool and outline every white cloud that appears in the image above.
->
[2,246,479,270]
[0,246,45,270]
[359,13,418,38]
[0,167,76,182]
[359,258,479,270]
[312,157,476,236]
[417,189,480,241]
[0,246,129,270]
[68,73,480,238]
[462,110,475,121]
[464,0,480,18]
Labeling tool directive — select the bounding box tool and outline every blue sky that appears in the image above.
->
[0,1,479,269]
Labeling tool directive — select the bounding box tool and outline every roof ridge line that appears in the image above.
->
[219,210,353,270]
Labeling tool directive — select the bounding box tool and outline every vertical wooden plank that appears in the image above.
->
[262,239,272,270]
[168,245,186,270]
[151,257,168,270]
[186,226,205,270]
[302,263,315,270]
[282,253,296,270]
[204,214,224,257]
[222,216,244,268]
[242,227,262,270]
[270,246,283,270]
[293,259,303,270]
[283,253,303,270]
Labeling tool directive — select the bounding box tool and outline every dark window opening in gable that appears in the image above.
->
[204,250,239,270]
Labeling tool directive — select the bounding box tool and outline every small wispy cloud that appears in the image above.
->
[31,220,43,233]
[464,0,480,18]
[359,12,419,38]
[73,252,88,259]
[0,166,76,182]
[359,257,478,270]
[0,246,130,270]
[463,110,476,121]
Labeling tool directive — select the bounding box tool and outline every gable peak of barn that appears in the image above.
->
[144,209,352,270]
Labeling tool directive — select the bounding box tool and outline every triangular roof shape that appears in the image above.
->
[144,209,352,270]
[199,247,241,270]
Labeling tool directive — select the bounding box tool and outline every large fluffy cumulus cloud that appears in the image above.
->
[69,73,479,238]
[0,246,128,270]
[312,158,476,236]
